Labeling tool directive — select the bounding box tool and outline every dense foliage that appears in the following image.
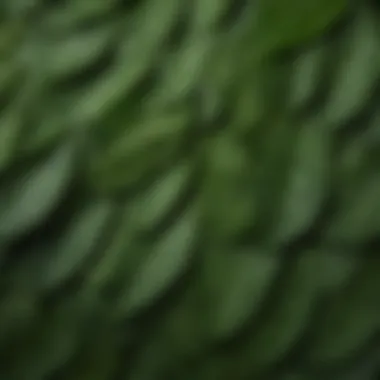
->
[0,1,379,379]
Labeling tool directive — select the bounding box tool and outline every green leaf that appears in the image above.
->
[9,298,85,380]
[45,25,116,80]
[242,253,325,370]
[313,252,358,293]
[70,65,139,127]
[202,133,257,242]
[0,104,23,172]
[70,0,181,126]
[42,1,119,30]
[152,36,211,105]
[256,0,348,53]
[120,205,199,317]
[130,161,192,231]
[128,331,173,380]
[192,0,231,29]
[0,142,75,238]
[326,175,380,244]
[210,250,280,339]
[0,289,37,345]
[90,109,189,192]
[160,283,211,361]
[274,119,330,244]
[289,43,326,109]
[41,200,114,290]
[309,260,380,364]
[64,321,122,380]
[84,205,142,292]
[324,7,379,128]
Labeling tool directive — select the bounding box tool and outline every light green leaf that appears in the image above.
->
[192,0,231,29]
[42,1,119,30]
[275,120,330,244]
[289,43,326,109]
[0,142,75,238]
[152,36,211,105]
[120,205,198,316]
[71,0,181,126]
[41,200,114,290]
[131,162,192,231]
[70,65,139,127]
[324,7,379,128]
[45,25,116,80]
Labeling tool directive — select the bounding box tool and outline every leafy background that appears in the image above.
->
[0,0,379,379]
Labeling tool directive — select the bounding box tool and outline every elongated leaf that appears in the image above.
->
[153,36,211,104]
[0,104,23,172]
[275,120,330,244]
[202,133,257,242]
[324,7,379,127]
[243,253,326,370]
[91,109,189,192]
[131,162,192,231]
[211,250,280,339]
[45,25,116,80]
[192,0,231,29]
[41,200,114,290]
[41,1,119,30]
[85,205,142,291]
[70,0,180,126]
[120,205,199,316]
[289,43,326,109]
[0,142,75,238]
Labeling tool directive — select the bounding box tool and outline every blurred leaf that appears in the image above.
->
[45,25,116,80]
[192,0,231,29]
[326,175,380,244]
[208,250,280,339]
[9,299,85,380]
[90,109,189,192]
[120,205,199,317]
[0,142,75,238]
[241,253,326,371]
[309,260,380,364]
[85,205,143,292]
[152,36,211,104]
[202,133,257,242]
[41,200,114,290]
[274,119,330,244]
[289,43,326,109]
[256,0,348,53]
[130,161,192,231]
[0,104,23,172]
[324,7,379,127]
